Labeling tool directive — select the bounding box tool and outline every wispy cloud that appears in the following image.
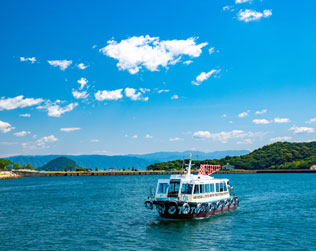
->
[60,128,80,132]
[255,109,267,115]
[72,89,89,99]
[192,69,221,86]
[157,89,170,94]
[0,96,43,110]
[169,137,183,141]
[19,113,31,117]
[77,77,88,90]
[99,35,208,74]
[238,9,272,22]
[171,94,179,100]
[37,101,78,117]
[20,57,36,63]
[289,126,314,134]
[269,136,292,142]
[253,119,271,124]
[14,131,30,137]
[274,117,290,123]
[144,134,153,139]
[238,111,249,118]
[48,60,72,71]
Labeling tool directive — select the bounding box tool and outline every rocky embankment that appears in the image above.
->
[0,171,21,180]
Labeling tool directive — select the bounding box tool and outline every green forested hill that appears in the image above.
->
[39,157,78,171]
[147,142,316,170]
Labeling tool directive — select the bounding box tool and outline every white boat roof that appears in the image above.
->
[166,174,228,183]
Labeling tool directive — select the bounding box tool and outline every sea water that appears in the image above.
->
[0,174,315,250]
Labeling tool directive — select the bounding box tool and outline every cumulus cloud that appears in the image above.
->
[255,109,267,115]
[238,111,249,118]
[0,121,15,133]
[193,129,260,143]
[60,127,80,132]
[72,89,89,99]
[274,117,290,123]
[99,35,208,74]
[269,136,292,143]
[169,137,183,142]
[171,95,179,100]
[125,88,148,101]
[20,57,36,63]
[77,77,88,90]
[77,63,88,70]
[253,119,271,124]
[19,113,31,117]
[37,101,78,117]
[14,131,30,137]
[91,139,100,143]
[192,69,221,86]
[0,96,43,110]
[289,126,314,134]
[144,134,153,139]
[95,89,123,101]
[132,135,138,139]
[48,60,72,71]
[36,135,58,148]
[238,9,272,22]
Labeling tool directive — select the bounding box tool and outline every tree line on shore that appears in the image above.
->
[147,142,316,171]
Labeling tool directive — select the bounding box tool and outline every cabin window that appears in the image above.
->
[220,182,224,192]
[181,184,193,195]
[224,182,227,191]
[210,184,214,193]
[169,180,180,193]
[157,183,168,194]
[194,184,200,194]
[200,184,205,193]
[205,184,210,193]
[216,183,220,193]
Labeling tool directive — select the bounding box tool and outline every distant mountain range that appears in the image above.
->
[7,150,249,170]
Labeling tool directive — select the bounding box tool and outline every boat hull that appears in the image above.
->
[152,198,239,219]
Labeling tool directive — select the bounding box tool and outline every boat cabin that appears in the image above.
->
[155,174,230,203]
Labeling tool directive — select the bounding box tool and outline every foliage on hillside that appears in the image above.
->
[147,142,316,170]
[39,157,78,171]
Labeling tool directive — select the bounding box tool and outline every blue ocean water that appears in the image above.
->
[0,174,315,250]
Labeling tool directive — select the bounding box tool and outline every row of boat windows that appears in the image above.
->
[157,182,228,195]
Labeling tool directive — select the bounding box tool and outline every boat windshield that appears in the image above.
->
[168,179,180,197]
[157,183,168,194]
[181,183,193,195]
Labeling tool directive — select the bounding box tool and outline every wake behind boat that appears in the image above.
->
[144,154,239,219]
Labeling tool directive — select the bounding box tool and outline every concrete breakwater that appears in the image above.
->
[11,169,316,178]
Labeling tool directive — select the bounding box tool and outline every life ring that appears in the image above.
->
[156,203,165,214]
[182,203,190,214]
[144,200,153,210]
[195,203,202,214]
[168,201,178,215]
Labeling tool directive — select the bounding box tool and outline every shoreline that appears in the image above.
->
[9,169,316,178]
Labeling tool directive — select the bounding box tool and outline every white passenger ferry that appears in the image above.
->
[144,154,239,219]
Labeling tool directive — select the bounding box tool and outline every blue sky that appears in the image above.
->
[1,0,316,157]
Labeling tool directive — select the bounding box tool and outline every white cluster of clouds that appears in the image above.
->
[269,136,292,143]
[0,120,15,133]
[72,78,89,100]
[0,96,43,110]
[193,129,260,143]
[77,63,88,70]
[238,9,272,22]
[255,109,267,115]
[14,131,31,137]
[48,60,72,71]
[253,118,291,124]
[19,113,31,117]
[289,126,314,134]
[99,35,208,74]
[20,57,36,63]
[238,111,250,118]
[192,69,221,86]
[95,88,149,101]
[169,137,183,142]
[37,101,78,117]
